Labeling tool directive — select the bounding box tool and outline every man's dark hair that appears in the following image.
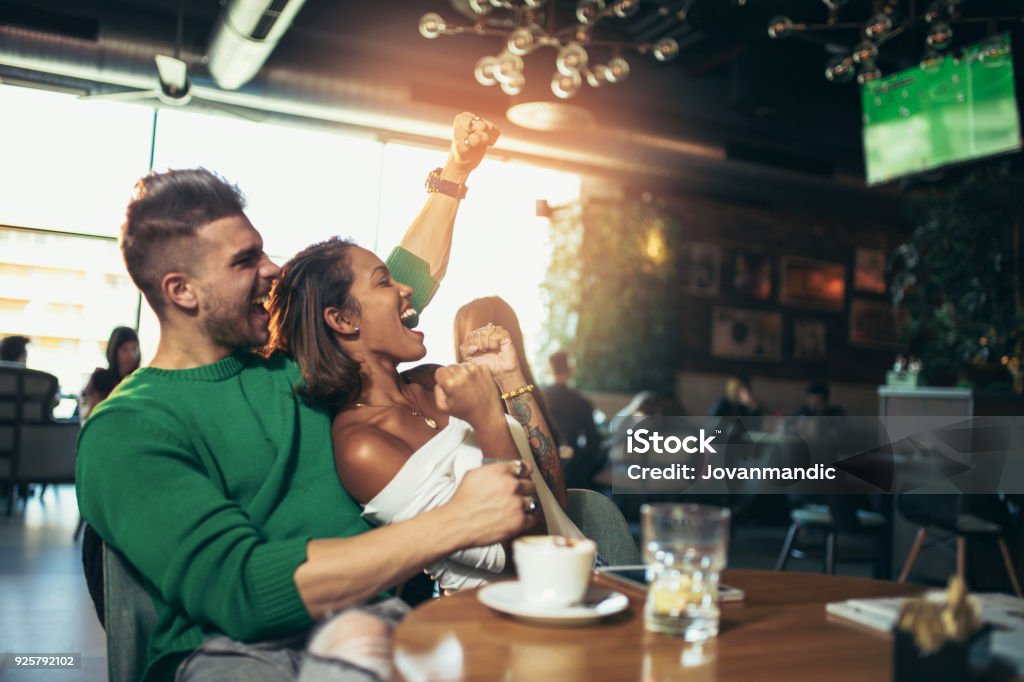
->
[121,168,246,316]
[549,350,571,376]
[807,380,830,401]
[0,335,29,362]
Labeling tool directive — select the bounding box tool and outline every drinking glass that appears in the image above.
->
[641,503,731,641]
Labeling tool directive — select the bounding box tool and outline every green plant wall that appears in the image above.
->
[889,161,1024,387]
[542,199,682,395]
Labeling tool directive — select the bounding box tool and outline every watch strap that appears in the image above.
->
[425,167,468,199]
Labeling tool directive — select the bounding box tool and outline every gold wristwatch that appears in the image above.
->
[425,167,468,199]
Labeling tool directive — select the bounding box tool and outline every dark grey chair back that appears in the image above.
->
[104,542,159,682]
[566,488,641,565]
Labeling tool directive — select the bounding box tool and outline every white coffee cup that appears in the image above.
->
[513,535,597,609]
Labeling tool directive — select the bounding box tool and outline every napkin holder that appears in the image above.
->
[892,623,992,682]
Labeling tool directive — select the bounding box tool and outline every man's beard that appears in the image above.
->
[199,291,265,351]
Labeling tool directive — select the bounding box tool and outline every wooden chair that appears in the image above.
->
[776,498,887,576]
[896,494,1022,597]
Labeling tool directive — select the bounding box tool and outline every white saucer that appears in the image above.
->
[477,582,630,626]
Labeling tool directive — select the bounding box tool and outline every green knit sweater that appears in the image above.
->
[76,247,437,682]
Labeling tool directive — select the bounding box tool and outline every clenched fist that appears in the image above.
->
[434,363,504,429]
[450,112,500,174]
[459,324,521,381]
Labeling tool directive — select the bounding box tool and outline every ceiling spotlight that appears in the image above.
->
[501,71,526,96]
[851,41,879,65]
[857,64,882,84]
[863,13,892,41]
[653,38,680,62]
[418,13,446,39]
[606,56,630,83]
[419,0,684,99]
[507,27,536,56]
[474,56,499,86]
[825,56,855,83]
[613,0,639,19]
[926,22,953,50]
[557,42,589,75]
[919,50,944,73]
[744,1,1023,85]
[767,16,794,39]
[576,0,605,25]
[551,69,583,99]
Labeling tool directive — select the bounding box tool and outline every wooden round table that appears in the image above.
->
[393,569,924,681]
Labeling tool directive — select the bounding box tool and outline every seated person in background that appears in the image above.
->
[454,297,567,499]
[541,350,603,489]
[0,335,29,364]
[710,375,763,418]
[79,326,141,420]
[609,390,663,434]
[796,380,846,417]
[268,246,573,594]
[77,113,540,682]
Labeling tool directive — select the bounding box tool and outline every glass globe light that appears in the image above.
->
[576,0,605,25]
[767,16,794,39]
[507,28,535,56]
[524,0,547,6]
[468,0,491,15]
[851,40,878,65]
[418,13,446,40]
[557,42,590,75]
[978,37,1009,68]
[551,70,583,99]
[605,56,630,83]
[613,0,639,18]
[474,56,499,86]
[863,13,892,41]
[857,64,882,84]
[824,56,854,83]
[926,22,953,50]
[919,49,944,73]
[501,72,526,96]
[494,52,524,84]
[653,38,680,62]
[822,0,849,10]
[586,64,611,87]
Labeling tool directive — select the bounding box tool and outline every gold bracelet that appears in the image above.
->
[501,384,535,400]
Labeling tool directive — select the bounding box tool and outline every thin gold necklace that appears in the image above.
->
[351,402,438,429]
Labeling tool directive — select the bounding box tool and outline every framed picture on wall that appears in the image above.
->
[780,257,846,310]
[711,307,783,362]
[733,251,772,300]
[854,247,887,294]
[680,241,721,296]
[849,299,906,348]
[793,319,827,361]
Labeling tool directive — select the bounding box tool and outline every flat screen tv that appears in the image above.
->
[862,33,1022,186]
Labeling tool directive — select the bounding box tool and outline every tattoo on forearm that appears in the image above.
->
[528,426,557,491]
[509,394,532,426]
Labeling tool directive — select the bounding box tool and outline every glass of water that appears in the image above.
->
[641,503,731,641]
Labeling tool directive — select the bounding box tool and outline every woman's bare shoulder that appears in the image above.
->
[331,412,412,503]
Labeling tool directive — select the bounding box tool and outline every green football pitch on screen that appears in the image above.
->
[862,33,1022,186]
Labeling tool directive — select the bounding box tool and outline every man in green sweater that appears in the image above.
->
[76,113,537,682]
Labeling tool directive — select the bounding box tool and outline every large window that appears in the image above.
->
[1,81,580,401]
